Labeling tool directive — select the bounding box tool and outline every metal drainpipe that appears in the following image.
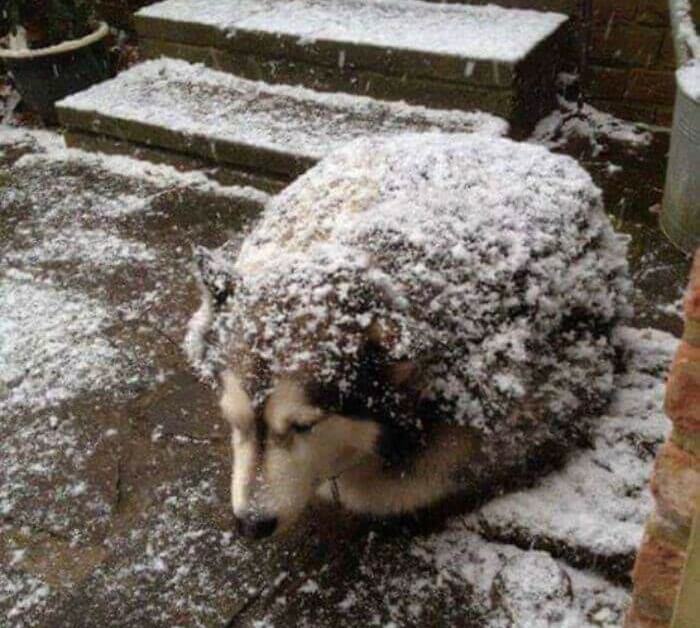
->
[669,0,697,64]
[578,0,592,110]
[660,0,700,253]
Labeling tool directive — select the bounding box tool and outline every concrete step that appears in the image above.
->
[56,58,508,191]
[134,0,570,136]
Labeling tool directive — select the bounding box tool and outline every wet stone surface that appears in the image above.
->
[0,122,692,627]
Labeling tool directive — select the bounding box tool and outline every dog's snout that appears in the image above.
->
[234,515,278,539]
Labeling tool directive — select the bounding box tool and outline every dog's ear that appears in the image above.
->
[385,360,419,387]
[364,319,424,390]
[193,246,239,307]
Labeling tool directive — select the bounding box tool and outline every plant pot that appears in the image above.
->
[0,22,111,124]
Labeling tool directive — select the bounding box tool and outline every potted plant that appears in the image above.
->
[0,0,111,123]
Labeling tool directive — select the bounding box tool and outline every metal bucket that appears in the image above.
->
[661,72,700,253]
[661,1,700,253]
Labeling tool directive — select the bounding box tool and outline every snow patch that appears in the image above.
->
[0,571,51,624]
[14,146,269,207]
[412,529,629,627]
[670,0,700,62]
[6,227,157,269]
[0,125,66,153]
[0,272,124,412]
[531,97,653,155]
[677,58,700,101]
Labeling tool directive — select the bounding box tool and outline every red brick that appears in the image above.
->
[684,293,700,328]
[654,106,674,128]
[626,69,676,104]
[636,0,670,26]
[651,442,700,527]
[672,426,700,459]
[631,533,686,618]
[657,33,678,70]
[665,343,700,431]
[590,25,664,68]
[684,251,700,322]
[647,508,691,550]
[585,65,630,99]
[683,319,700,349]
[625,605,671,628]
[588,97,657,125]
[591,0,637,25]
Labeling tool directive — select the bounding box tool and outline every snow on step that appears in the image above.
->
[136,0,567,65]
[57,58,507,180]
[135,0,567,134]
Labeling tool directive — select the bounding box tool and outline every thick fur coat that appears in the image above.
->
[186,133,631,536]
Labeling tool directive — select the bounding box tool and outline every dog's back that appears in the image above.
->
[187,133,631,536]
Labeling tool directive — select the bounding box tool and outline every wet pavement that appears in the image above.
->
[0,119,693,628]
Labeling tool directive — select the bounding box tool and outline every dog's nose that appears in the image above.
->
[234,515,278,539]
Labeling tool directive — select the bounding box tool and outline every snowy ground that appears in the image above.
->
[0,121,692,627]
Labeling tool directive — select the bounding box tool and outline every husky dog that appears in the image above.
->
[186,134,631,539]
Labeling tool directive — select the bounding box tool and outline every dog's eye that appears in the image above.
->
[291,422,314,435]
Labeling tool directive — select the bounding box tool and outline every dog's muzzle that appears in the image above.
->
[234,514,278,539]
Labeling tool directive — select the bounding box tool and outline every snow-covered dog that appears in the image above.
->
[186,133,631,539]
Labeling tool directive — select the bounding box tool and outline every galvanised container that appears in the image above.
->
[661,61,700,253]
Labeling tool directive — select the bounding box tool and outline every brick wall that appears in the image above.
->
[95,0,154,32]
[585,0,697,127]
[627,250,700,627]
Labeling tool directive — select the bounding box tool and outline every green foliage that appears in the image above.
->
[2,0,96,46]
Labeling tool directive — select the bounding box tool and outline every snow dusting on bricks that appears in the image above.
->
[531,97,653,156]
[57,58,508,181]
[413,529,631,627]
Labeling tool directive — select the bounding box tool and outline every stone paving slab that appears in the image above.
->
[57,58,508,185]
[0,129,269,625]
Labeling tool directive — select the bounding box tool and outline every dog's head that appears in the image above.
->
[193,246,428,539]
[219,371,383,538]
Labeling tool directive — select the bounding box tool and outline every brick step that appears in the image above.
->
[56,58,507,190]
[134,0,569,136]
[421,0,577,14]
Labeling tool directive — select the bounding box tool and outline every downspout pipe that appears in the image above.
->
[669,0,700,64]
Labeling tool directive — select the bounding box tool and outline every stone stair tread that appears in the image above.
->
[56,58,507,178]
[136,0,567,66]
